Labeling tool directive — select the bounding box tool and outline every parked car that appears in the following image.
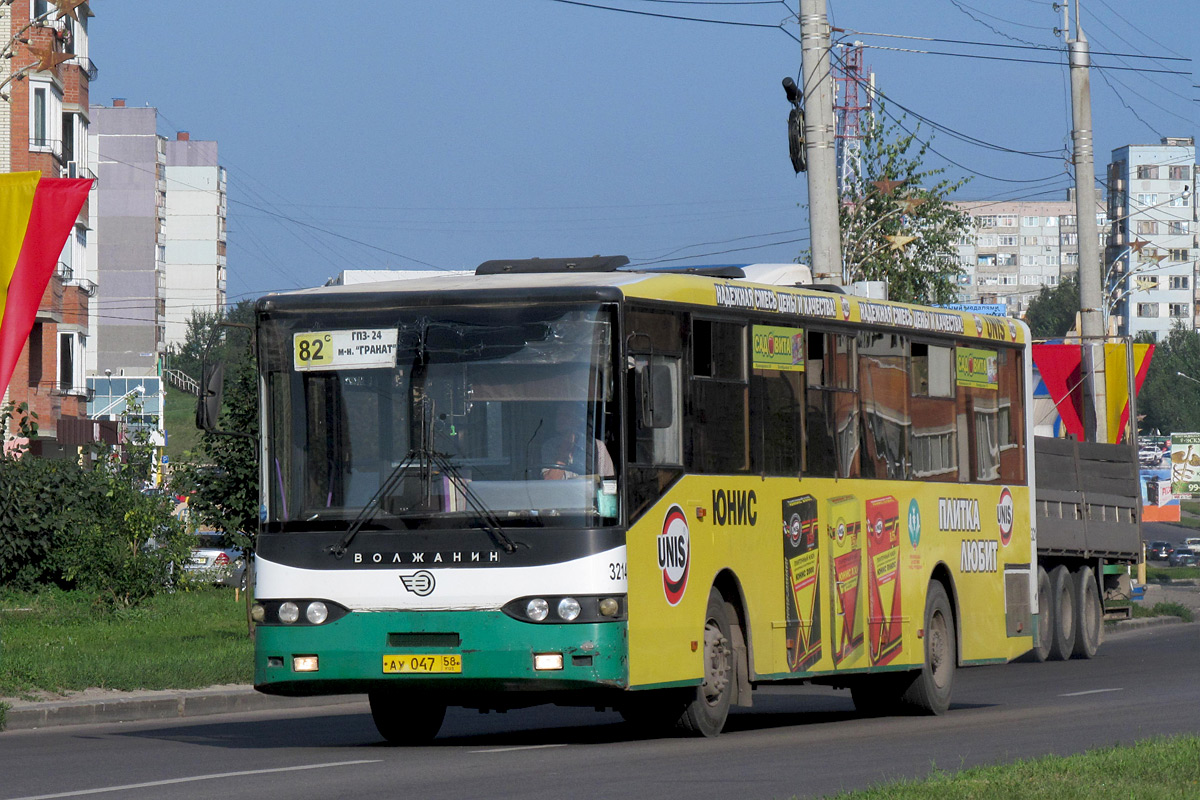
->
[1148,541,1174,560]
[184,531,247,589]
[1184,537,1200,553]
[1168,548,1199,568]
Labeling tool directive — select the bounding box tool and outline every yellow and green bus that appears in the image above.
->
[245,256,1034,742]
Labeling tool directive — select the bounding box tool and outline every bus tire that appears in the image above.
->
[1047,565,1076,661]
[899,580,955,716]
[678,588,734,737]
[1072,565,1102,659]
[369,691,446,745]
[1032,565,1053,662]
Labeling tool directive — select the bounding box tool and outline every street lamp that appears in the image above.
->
[1178,372,1200,387]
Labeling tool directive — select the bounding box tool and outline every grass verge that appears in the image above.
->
[817,735,1200,799]
[0,587,253,700]
[1131,601,1195,622]
[1146,565,1200,583]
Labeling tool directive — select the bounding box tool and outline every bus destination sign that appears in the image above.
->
[293,328,399,372]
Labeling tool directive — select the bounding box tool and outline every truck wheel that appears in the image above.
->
[1047,565,1076,661]
[1031,565,1053,662]
[899,581,955,715]
[678,588,734,737]
[369,691,446,745]
[1072,566,1102,659]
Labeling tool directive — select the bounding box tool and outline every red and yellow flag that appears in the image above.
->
[0,172,93,398]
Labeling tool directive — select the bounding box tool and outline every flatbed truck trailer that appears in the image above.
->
[1032,436,1143,661]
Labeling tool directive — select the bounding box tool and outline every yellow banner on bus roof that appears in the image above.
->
[620,275,1025,344]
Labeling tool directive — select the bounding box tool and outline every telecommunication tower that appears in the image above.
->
[834,42,872,197]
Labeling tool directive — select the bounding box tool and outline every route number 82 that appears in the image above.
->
[294,332,333,368]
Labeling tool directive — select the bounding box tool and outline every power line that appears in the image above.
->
[855,42,1191,76]
[840,27,1192,62]
[543,0,788,29]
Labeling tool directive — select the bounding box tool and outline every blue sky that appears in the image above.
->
[92,1,1196,304]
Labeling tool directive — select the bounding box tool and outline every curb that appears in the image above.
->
[2,688,364,733]
[1105,615,1189,632]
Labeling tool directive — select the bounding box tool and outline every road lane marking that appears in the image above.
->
[1059,688,1124,697]
[471,744,568,753]
[4,760,382,800]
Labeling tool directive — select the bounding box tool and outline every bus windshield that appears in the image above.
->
[262,303,619,530]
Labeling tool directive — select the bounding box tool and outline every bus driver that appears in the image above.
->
[541,403,615,479]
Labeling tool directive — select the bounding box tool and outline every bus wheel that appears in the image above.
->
[369,691,446,745]
[1072,566,1102,659]
[678,588,734,737]
[900,581,955,715]
[1047,565,1076,661]
[1031,565,1053,662]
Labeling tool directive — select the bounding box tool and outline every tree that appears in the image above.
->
[835,108,972,305]
[1023,276,1080,339]
[1133,325,1200,436]
[170,300,259,549]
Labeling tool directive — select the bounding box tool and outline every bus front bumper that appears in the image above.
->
[254,609,628,697]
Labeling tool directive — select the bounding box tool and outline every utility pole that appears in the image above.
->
[1066,0,1107,442]
[798,0,844,285]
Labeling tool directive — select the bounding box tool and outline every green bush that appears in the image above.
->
[0,402,194,607]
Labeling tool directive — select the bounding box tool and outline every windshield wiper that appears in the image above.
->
[328,452,422,559]
[426,451,517,554]
[327,449,518,558]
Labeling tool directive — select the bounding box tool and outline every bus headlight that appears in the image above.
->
[306,601,329,625]
[278,601,300,624]
[250,603,266,623]
[557,597,581,621]
[526,598,550,621]
[598,597,620,617]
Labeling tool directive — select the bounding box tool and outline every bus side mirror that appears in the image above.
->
[637,364,674,429]
[196,362,225,432]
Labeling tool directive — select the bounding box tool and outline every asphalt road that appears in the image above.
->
[2,624,1197,800]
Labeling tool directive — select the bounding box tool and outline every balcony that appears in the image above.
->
[33,380,95,400]
[70,56,98,82]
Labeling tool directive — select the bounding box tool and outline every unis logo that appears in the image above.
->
[786,513,802,546]
[997,487,1014,546]
[658,505,690,606]
[400,570,436,596]
[907,498,922,548]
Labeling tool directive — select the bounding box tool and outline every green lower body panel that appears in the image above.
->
[255,610,628,699]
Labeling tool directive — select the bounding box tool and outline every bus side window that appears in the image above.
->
[956,345,1025,484]
[858,331,910,480]
[805,331,859,478]
[688,318,749,474]
[751,363,803,477]
[910,342,958,482]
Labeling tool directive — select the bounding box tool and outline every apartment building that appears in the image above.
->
[2,0,96,458]
[953,197,1107,317]
[1105,137,1197,340]
[90,101,226,374]
[164,132,226,347]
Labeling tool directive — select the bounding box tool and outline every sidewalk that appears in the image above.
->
[1,685,365,732]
